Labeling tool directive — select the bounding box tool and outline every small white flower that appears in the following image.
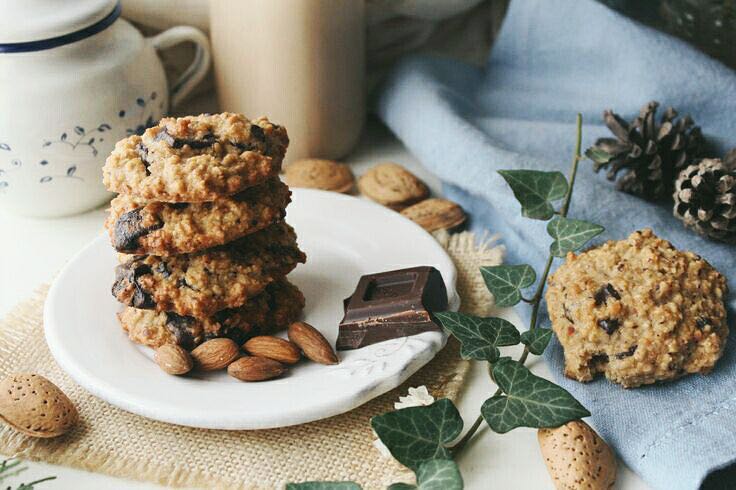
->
[394,386,434,410]
[373,386,436,458]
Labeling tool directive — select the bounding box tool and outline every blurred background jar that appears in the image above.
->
[210,0,366,163]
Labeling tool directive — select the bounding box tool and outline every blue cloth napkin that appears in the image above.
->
[375,0,736,488]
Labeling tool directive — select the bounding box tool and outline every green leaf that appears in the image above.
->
[388,460,463,490]
[584,147,613,165]
[547,217,604,257]
[480,264,536,307]
[481,359,590,433]
[434,312,520,362]
[498,170,568,220]
[286,483,361,490]
[371,399,463,471]
[520,328,553,355]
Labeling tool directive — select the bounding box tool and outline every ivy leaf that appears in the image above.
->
[39,176,52,183]
[390,460,464,490]
[286,483,361,490]
[481,359,589,433]
[480,264,536,307]
[547,217,604,257]
[0,143,10,151]
[520,328,553,355]
[498,170,568,220]
[74,126,85,135]
[67,166,77,177]
[60,132,67,141]
[434,312,520,362]
[371,398,463,471]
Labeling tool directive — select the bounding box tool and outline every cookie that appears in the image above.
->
[283,158,354,193]
[400,198,466,232]
[119,279,305,350]
[546,228,728,388]
[106,178,291,255]
[103,113,288,202]
[358,163,429,210]
[112,222,306,318]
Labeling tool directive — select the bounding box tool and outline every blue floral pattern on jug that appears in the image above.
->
[0,93,164,192]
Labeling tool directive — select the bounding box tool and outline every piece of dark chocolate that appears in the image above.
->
[336,266,448,350]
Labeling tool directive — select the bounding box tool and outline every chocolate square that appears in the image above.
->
[335,266,448,350]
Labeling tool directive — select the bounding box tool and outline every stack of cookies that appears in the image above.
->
[102,113,306,351]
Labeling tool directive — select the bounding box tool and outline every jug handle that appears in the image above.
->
[148,26,211,109]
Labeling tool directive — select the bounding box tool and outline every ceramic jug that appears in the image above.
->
[0,0,211,217]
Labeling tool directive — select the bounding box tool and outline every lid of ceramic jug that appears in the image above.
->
[0,0,118,44]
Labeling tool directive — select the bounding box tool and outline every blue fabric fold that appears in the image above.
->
[375,0,736,488]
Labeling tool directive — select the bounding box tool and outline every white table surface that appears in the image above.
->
[0,117,648,489]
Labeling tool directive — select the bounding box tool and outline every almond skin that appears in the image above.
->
[538,420,617,489]
[228,356,285,381]
[243,336,301,364]
[191,338,240,371]
[154,344,193,375]
[0,374,78,438]
[288,321,339,365]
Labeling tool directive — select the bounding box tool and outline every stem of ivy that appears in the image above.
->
[451,113,584,455]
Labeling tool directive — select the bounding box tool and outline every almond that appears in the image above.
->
[154,344,193,375]
[243,336,301,365]
[400,198,466,232]
[538,420,617,489]
[288,321,339,365]
[0,374,78,438]
[191,338,240,371]
[228,356,285,381]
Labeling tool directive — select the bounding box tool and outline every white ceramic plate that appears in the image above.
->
[44,189,459,430]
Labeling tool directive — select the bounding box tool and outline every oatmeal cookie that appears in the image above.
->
[546,228,728,388]
[112,222,306,318]
[106,178,291,255]
[119,279,305,350]
[103,113,288,202]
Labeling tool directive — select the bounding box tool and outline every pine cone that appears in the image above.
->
[589,101,705,201]
[673,158,736,244]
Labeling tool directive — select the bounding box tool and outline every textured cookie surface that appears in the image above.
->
[106,178,290,255]
[358,162,429,210]
[119,280,304,350]
[112,222,306,318]
[283,158,354,193]
[400,198,466,232]
[103,113,288,202]
[546,228,728,388]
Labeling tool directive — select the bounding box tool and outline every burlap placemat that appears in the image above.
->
[0,231,502,489]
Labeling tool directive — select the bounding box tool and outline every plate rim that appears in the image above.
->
[44,188,460,430]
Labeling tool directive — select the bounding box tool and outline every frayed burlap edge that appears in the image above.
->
[0,231,502,489]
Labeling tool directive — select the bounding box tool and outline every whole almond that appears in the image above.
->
[538,420,617,489]
[191,338,240,371]
[288,321,339,365]
[358,163,429,210]
[284,158,355,193]
[400,198,466,232]
[0,374,78,438]
[154,344,193,375]
[228,356,286,382]
[243,336,301,364]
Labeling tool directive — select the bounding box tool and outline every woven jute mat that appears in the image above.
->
[0,231,503,489]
